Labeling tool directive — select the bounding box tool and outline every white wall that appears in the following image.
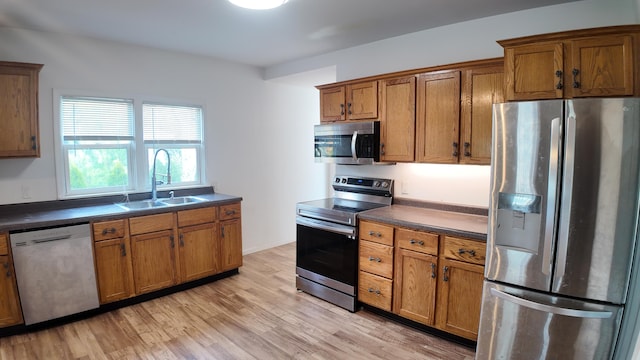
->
[0,27,327,254]
[265,0,638,208]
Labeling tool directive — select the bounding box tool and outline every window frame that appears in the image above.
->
[53,89,207,199]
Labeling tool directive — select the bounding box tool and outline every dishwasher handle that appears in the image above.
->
[32,234,73,244]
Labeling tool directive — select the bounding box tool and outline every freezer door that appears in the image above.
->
[476,282,623,360]
[553,98,640,304]
[487,100,563,292]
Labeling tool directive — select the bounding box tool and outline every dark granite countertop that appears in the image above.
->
[0,187,242,232]
[358,200,488,242]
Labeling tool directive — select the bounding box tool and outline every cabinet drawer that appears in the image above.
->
[129,213,174,235]
[219,203,241,221]
[0,233,7,255]
[93,219,126,241]
[359,240,393,278]
[443,236,486,265]
[177,206,217,227]
[358,271,393,311]
[396,228,438,255]
[359,221,394,246]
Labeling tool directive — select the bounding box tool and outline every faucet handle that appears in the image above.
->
[169,191,175,199]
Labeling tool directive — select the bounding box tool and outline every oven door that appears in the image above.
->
[296,216,357,293]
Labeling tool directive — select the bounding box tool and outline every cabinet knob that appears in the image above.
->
[347,102,352,115]
[431,263,436,278]
[120,243,126,257]
[452,142,459,157]
[409,239,424,246]
[572,68,580,89]
[340,103,345,115]
[368,230,382,238]
[368,256,381,263]
[555,70,563,90]
[225,210,236,216]
[368,288,381,296]
[179,233,185,247]
[443,266,449,282]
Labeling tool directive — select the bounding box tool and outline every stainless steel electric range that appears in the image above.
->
[295,176,393,311]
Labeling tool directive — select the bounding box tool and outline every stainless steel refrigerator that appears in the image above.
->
[476,98,640,360]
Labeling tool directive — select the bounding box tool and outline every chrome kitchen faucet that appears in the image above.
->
[151,148,171,201]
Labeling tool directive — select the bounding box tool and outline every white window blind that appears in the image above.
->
[62,96,134,141]
[143,103,203,144]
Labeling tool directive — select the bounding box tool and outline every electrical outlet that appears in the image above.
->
[401,181,409,195]
[21,184,31,199]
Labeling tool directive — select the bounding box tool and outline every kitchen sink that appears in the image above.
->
[158,196,206,205]
[115,200,168,210]
[115,196,206,210]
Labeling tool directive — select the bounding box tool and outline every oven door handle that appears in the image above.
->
[296,216,356,238]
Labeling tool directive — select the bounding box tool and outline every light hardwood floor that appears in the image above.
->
[0,242,475,359]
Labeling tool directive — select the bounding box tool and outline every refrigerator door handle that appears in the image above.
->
[490,288,613,319]
[542,117,561,276]
[555,113,576,285]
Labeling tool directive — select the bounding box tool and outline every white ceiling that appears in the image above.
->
[0,0,578,68]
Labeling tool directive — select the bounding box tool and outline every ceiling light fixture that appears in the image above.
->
[228,0,289,10]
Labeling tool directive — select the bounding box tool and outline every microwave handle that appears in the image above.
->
[351,130,359,161]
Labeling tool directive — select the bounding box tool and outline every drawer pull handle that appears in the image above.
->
[102,227,117,235]
[368,288,381,296]
[179,233,185,247]
[443,266,449,282]
[120,244,126,257]
[458,248,476,257]
[225,210,236,216]
[410,239,424,246]
[368,231,382,237]
[431,263,436,278]
[368,256,381,263]
[555,70,563,89]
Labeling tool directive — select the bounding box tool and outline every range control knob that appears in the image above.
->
[342,178,347,183]
[335,177,341,183]
[373,181,381,187]
[381,181,389,188]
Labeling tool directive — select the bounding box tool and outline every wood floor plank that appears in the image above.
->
[0,242,475,359]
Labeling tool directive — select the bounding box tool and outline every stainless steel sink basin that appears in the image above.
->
[115,196,206,210]
[115,200,168,211]
[159,196,206,205]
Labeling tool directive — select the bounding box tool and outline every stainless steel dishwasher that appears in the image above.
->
[10,223,100,325]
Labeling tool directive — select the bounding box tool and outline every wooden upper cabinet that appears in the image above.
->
[500,25,640,100]
[0,61,43,158]
[416,71,461,164]
[504,42,563,100]
[319,81,378,123]
[460,65,504,165]
[569,35,634,97]
[379,76,416,162]
[320,86,346,122]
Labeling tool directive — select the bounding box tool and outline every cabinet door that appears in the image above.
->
[393,248,438,326]
[94,238,134,304]
[379,76,416,162]
[460,66,504,165]
[0,62,43,157]
[346,81,378,120]
[0,254,23,327]
[436,258,484,340]
[178,223,219,282]
[504,42,564,100]
[569,35,634,97]
[131,230,177,294]
[320,86,346,122]
[220,218,242,271]
[416,71,461,163]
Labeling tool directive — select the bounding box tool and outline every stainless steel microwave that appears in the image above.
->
[314,121,380,165]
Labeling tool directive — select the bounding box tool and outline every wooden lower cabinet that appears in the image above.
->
[358,220,485,341]
[94,237,134,304]
[435,258,484,339]
[178,223,219,282]
[0,233,23,327]
[131,229,178,294]
[393,248,438,326]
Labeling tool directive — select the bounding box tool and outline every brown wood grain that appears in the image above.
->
[358,271,393,311]
[176,206,216,228]
[393,248,438,326]
[396,227,439,255]
[379,75,416,162]
[359,240,394,278]
[359,220,394,246]
[346,81,378,120]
